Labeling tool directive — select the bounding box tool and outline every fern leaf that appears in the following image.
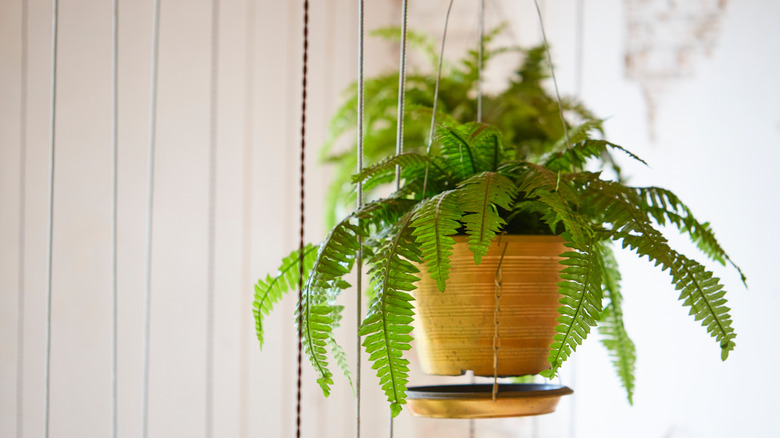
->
[351,152,437,184]
[517,163,591,246]
[437,125,479,179]
[635,186,746,285]
[581,177,737,360]
[465,123,506,172]
[327,304,354,392]
[457,172,517,264]
[545,139,648,174]
[253,244,318,348]
[299,217,366,396]
[598,244,636,404]
[359,211,420,417]
[541,236,603,378]
[411,190,463,291]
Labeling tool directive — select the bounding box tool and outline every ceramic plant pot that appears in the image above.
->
[412,235,566,376]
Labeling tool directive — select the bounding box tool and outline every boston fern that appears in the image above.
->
[320,25,608,228]
[254,26,742,415]
[254,119,744,415]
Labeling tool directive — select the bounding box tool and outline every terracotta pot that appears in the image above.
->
[412,235,565,376]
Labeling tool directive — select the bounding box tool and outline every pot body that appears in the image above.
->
[412,235,565,376]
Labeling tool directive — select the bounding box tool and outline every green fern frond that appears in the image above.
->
[359,211,420,417]
[299,218,366,396]
[581,177,737,360]
[437,125,480,179]
[517,163,591,245]
[253,244,318,348]
[457,172,517,264]
[411,190,463,291]
[327,304,354,393]
[548,120,604,152]
[540,233,602,378]
[597,244,636,404]
[634,186,746,285]
[545,139,648,174]
[351,152,439,185]
[468,123,506,172]
[540,236,603,378]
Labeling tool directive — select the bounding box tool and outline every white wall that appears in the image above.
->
[2,0,778,437]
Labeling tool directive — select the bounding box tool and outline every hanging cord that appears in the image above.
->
[238,1,256,437]
[355,0,365,437]
[569,3,583,436]
[476,0,485,123]
[142,0,161,436]
[205,0,220,436]
[421,0,455,200]
[110,0,119,436]
[389,2,408,434]
[296,2,310,438]
[16,2,29,438]
[471,3,485,436]
[532,0,572,150]
[491,236,508,401]
[394,0,409,191]
[43,1,59,436]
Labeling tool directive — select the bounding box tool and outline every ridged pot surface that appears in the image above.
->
[412,235,565,376]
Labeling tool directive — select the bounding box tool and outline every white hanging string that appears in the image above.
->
[472,3,485,437]
[142,0,161,436]
[355,0,364,437]
[477,0,485,123]
[421,0,455,199]
[390,1,408,434]
[569,3,584,436]
[532,0,572,150]
[16,1,29,437]
[111,0,119,436]
[394,0,409,192]
[43,1,59,436]
[205,0,220,436]
[238,1,256,437]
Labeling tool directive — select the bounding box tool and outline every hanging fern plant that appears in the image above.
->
[253,28,744,416]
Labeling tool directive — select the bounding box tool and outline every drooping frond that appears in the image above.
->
[468,123,506,172]
[253,244,318,348]
[597,244,636,404]
[437,125,480,179]
[359,211,420,417]
[411,190,463,291]
[581,176,737,360]
[517,163,590,246]
[545,139,648,174]
[299,218,366,396]
[328,304,353,393]
[541,236,603,378]
[351,152,439,185]
[634,186,746,285]
[547,120,604,152]
[457,172,517,264]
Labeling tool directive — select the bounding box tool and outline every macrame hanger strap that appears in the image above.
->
[532,0,572,150]
[296,2,310,438]
[492,233,509,402]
